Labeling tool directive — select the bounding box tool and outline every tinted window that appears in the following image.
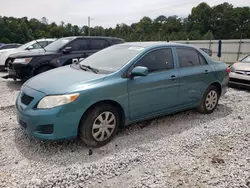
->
[112,39,124,44]
[90,39,109,50]
[136,48,174,73]
[45,37,75,52]
[67,39,88,51]
[199,54,207,65]
[176,48,205,67]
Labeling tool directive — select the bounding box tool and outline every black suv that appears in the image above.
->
[5,36,124,80]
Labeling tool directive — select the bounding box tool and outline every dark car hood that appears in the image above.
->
[9,50,57,58]
[24,65,107,95]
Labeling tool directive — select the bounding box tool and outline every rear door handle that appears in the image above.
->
[170,75,177,80]
[205,70,209,74]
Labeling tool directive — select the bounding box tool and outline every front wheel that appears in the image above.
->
[79,104,120,147]
[197,86,219,114]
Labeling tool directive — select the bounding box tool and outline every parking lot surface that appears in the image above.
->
[0,71,250,188]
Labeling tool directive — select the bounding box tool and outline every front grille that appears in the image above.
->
[19,120,27,129]
[230,78,250,85]
[21,93,34,106]
[235,70,250,76]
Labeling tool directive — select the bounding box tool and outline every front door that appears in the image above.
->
[127,48,179,120]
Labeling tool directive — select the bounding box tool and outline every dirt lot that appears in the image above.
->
[0,71,250,188]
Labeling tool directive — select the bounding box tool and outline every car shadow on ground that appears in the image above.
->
[5,80,23,91]
[14,103,233,166]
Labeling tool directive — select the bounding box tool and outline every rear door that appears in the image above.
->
[175,47,213,105]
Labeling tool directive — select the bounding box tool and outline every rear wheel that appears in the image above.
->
[197,86,219,114]
[79,104,120,147]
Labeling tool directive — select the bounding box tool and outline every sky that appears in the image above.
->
[0,0,249,28]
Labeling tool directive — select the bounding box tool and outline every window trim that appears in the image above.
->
[122,47,175,78]
[175,47,208,68]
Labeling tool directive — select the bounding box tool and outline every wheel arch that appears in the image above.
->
[33,63,56,75]
[78,99,126,129]
[209,82,222,96]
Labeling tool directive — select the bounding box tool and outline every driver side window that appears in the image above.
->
[135,48,174,73]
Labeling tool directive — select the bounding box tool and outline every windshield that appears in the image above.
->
[241,55,250,63]
[45,37,75,52]
[79,44,145,72]
[18,41,36,50]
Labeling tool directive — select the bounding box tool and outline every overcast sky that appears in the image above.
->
[0,0,249,28]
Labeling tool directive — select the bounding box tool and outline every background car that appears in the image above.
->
[15,42,229,147]
[200,48,212,56]
[0,43,22,51]
[0,38,56,70]
[5,36,125,80]
[229,54,250,88]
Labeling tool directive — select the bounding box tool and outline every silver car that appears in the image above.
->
[229,54,250,88]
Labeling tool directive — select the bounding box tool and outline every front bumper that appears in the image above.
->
[8,62,32,79]
[229,72,250,89]
[16,86,82,140]
[0,64,5,70]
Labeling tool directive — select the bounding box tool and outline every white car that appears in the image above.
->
[0,38,56,70]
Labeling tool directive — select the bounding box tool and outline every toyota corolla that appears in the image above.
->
[16,42,229,147]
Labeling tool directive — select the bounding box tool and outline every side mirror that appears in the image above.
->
[130,66,148,78]
[63,47,73,53]
[27,46,34,50]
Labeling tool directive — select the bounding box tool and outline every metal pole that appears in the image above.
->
[88,16,90,36]
[237,33,243,61]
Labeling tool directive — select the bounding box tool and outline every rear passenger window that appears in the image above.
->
[136,48,174,73]
[176,48,206,67]
[90,39,109,50]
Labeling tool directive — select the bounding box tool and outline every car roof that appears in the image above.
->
[69,36,124,40]
[119,41,196,49]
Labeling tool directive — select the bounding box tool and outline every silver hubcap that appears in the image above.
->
[205,90,218,110]
[92,111,116,142]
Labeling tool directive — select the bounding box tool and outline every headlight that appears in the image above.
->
[230,66,235,72]
[37,93,79,109]
[13,58,32,64]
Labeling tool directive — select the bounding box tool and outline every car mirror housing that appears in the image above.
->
[27,46,34,50]
[63,47,73,54]
[130,66,148,78]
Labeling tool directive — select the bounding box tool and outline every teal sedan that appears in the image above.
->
[16,42,230,147]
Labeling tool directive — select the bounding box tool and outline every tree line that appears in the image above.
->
[0,2,249,44]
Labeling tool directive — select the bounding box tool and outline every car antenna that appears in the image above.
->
[34,38,47,52]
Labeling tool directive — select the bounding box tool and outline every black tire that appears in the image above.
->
[79,104,120,147]
[34,66,53,75]
[197,85,219,114]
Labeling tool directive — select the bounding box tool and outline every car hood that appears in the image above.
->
[0,48,18,54]
[9,50,54,58]
[232,62,250,71]
[24,65,107,95]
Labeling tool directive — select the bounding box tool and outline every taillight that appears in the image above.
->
[226,67,230,73]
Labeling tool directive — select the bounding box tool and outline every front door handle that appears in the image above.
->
[205,70,209,74]
[170,75,177,80]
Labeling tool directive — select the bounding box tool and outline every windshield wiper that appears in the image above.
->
[79,64,99,74]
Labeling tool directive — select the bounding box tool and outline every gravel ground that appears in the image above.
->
[0,71,250,188]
